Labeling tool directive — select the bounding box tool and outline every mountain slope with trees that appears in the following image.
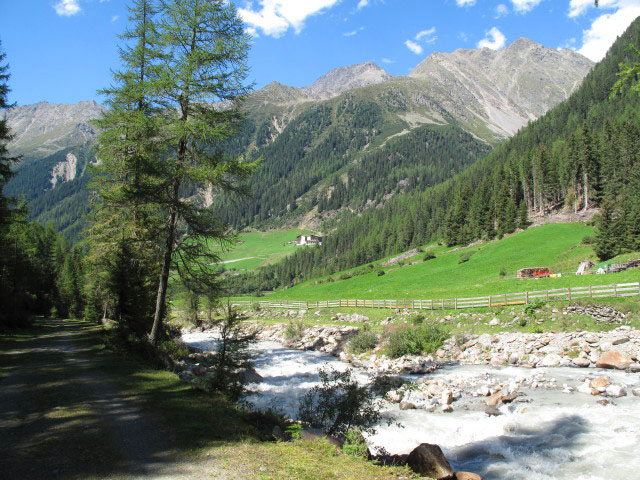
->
[233,17,640,294]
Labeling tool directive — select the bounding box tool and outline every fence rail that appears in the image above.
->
[231,282,640,311]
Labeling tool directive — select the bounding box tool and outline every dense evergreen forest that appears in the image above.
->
[229,17,640,295]
[211,96,490,229]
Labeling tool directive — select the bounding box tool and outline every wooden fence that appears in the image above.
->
[231,282,640,311]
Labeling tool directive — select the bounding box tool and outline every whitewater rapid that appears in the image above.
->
[182,331,640,480]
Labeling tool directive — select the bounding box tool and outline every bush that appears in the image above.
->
[377,270,385,276]
[458,250,476,264]
[342,428,368,458]
[204,304,260,401]
[348,331,378,354]
[423,252,436,261]
[499,267,507,277]
[298,367,388,436]
[524,301,545,316]
[285,319,305,341]
[581,235,594,245]
[384,323,449,359]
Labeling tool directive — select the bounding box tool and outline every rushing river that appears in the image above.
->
[182,331,640,480]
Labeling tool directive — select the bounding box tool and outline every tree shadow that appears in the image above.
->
[0,320,266,479]
[445,414,589,479]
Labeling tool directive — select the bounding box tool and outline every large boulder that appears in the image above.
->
[455,473,483,480]
[406,443,454,479]
[596,351,632,370]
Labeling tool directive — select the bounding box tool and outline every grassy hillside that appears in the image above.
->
[218,229,314,272]
[254,223,639,301]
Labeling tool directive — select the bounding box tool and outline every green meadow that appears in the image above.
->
[216,228,313,271]
[251,223,640,301]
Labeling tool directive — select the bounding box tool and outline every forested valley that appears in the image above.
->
[231,17,640,294]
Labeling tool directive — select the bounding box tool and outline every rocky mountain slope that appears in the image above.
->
[409,38,594,137]
[3,100,105,160]
[4,38,594,237]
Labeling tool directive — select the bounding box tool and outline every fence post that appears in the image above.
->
[525,291,529,304]
[442,299,444,310]
[589,285,592,298]
[614,284,618,297]
[504,293,507,306]
[454,298,457,310]
[488,295,492,307]
[546,290,549,302]
[568,287,572,301]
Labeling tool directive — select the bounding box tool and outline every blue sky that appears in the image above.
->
[1,0,639,105]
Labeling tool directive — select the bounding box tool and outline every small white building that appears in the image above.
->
[296,235,323,246]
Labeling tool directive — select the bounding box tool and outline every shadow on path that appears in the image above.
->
[0,320,254,480]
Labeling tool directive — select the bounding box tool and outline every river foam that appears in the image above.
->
[182,331,640,480]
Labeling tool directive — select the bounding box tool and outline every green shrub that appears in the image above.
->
[298,367,389,436]
[377,270,385,276]
[581,235,594,245]
[458,250,476,264]
[285,319,305,341]
[499,267,507,277]
[524,301,545,316]
[423,252,436,261]
[384,323,448,359]
[348,331,378,354]
[343,428,369,458]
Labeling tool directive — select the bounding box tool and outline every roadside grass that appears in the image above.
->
[239,223,639,301]
[0,319,417,480]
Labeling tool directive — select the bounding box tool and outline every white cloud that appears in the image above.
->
[568,0,596,17]
[456,0,476,6]
[415,27,437,44]
[578,4,640,61]
[459,32,470,42]
[477,27,506,50]
[238,0,341,38]
[54,0,81,16]
[405,40,423,55]
[495,4,509,17]
[405,26,437,55]
[381,58,395,64]
[357,0,369,9]
[344,30,357,36]
[511,0,543,13]
[111,15,119,22]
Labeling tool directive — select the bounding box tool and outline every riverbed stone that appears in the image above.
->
[572,357,591,367]
[455,473,483,480]
[596,351,632,370]
[539,353,563,367]
[590,377,611,389]
[605,385,626,397]
[406,443,454,480]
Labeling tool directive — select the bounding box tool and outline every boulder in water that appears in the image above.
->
[455,473,483,480]
[596,351,631,370]
[406,443,454,479]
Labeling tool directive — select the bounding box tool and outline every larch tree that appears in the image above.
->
[95,0,255,344]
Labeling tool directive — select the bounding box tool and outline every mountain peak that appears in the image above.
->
[302,62,391,99]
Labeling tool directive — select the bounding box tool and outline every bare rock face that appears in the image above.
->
[3,100,106,158]
[301,62,391,100]
[409,37,593,138]
[596,351,632,370]
[406,443,454,479]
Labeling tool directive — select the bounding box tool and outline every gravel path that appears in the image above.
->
[0,320,237,480]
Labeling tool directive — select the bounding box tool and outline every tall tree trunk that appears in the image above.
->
[149,179,179,344]
[583,172,589,212]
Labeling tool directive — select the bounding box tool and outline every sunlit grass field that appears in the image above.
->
[246,223,639,301]
[216,228,314,272]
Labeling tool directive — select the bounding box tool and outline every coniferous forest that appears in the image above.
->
[229,18,640,294]
[1,6,640,327]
